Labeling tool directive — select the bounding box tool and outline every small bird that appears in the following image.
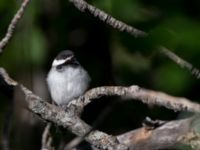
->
[47,50,90,106]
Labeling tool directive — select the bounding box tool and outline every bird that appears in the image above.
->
[46,50,90,106]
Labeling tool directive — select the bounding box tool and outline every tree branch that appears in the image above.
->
[0,1,199,150]
[117,116,200,150]
[41,123,54,150]
[0,67,127,150]
[1,67,200,149]
[160,46,200,79]
[69,86,200,115]
[68,0,200,80]
[22,86,127,150]
[0,0,30,52]
[68,0,147,38]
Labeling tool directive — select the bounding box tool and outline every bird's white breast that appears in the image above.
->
[46,66,90,106]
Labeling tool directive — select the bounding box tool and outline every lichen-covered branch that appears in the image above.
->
[68,0,147,38]
[21,86,127,150]
[1,67,200,149]
[117,116,200,150]
[0,67,127,150]
[69,86,200,115]
[0,0,30,52]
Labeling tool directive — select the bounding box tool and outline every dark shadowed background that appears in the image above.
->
[0,0,200,149]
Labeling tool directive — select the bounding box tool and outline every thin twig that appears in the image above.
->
[68,0,147,38]
[68,0,200,80]
[160,46,200,79]
[64,136,83,150]
[64,100,117,149]
[0,0,30,52]
[41,123,54,150]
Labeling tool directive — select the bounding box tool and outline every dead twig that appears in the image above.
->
[68,0,200,80]
[41,123,54,150]
[0,0,30,52]
[68,0,147,38]
[160,46,200,79]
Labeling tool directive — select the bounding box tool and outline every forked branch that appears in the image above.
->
[1,67,200,149]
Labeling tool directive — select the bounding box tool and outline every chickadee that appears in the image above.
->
[47,50,90,106]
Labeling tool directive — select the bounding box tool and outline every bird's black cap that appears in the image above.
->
[55,50,74,60]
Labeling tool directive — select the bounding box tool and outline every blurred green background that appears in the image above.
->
[0,0,200,149]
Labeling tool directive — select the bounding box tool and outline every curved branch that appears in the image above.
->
[0,67,127,150]
[1,67,200,149]
[69,86,200,114]
[0,0,30,52]
[21,85,127,150]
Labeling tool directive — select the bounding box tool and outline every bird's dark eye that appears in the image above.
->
[56,65,63,71]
